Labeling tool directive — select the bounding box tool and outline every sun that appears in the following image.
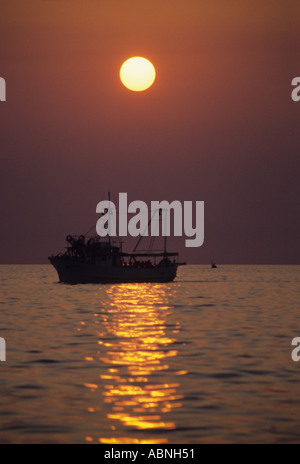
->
[120,57,156,92]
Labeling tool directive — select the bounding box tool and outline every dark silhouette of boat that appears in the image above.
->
[49,235,184,284]
[49,201,186,284]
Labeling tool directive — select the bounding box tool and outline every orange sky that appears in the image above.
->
[0,0,299,263]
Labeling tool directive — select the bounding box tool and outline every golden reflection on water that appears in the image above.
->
[87,283,183,444]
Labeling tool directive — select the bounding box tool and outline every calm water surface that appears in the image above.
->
[0,265,300,444]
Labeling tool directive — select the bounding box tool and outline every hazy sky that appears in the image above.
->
[0,0,299,264]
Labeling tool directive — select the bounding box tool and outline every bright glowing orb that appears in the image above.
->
[120,57,156,92]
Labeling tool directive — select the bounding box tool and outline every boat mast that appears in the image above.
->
[133,208,168,254]
[133,210,156,252]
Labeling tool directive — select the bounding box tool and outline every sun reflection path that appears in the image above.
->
[91,283,184,444]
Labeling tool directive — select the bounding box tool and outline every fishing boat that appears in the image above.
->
[49,212,185,284]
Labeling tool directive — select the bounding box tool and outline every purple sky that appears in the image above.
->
[0,1,299,264]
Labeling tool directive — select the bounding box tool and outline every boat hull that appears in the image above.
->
[50,258,178,284]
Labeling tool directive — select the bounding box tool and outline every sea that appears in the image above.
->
[0,264,299,444]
